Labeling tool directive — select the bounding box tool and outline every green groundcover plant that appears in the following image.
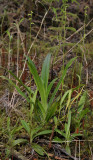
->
[1,54,77,156]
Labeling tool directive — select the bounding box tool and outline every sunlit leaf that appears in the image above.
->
[66,90,72,110]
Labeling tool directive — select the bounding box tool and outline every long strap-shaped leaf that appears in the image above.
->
[49,57,77,106]
[41,54,51,91]
[8,70,30,93]
[26,56,47,112]
[0,76,30,103]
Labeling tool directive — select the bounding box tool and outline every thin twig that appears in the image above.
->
[66,18,93,41]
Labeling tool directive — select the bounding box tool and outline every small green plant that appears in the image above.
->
[72,91,89,133]
[53,110,81,154]
[20,119,52,156]
[4,117,27,158]
[1,54,76,156]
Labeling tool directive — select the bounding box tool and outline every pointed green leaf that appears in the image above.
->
[71,133,82,139]
[60,90,70,105]
[78,91,87,113]
[8,71,30,93]
[32,143,44,156]
[0,76,30,103]
[25,56,47,110]
[21,120,30,135]
[79,108,89,120]
[49,77,62,106]
[38,100,46,119]
[46,101,58,122]
[41,54,51,90]
[12,139,27,147]
[66,27,76,32]
[61,57,77,84]
[11,126,23,135]
[66,110,71,138]
[49,57,77,106]
[55,128,65,137]
[30,127,42,140]
[66,90,72,110]
[47,78,57,99]
[30,89,38,117]
[33,130,52,139]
